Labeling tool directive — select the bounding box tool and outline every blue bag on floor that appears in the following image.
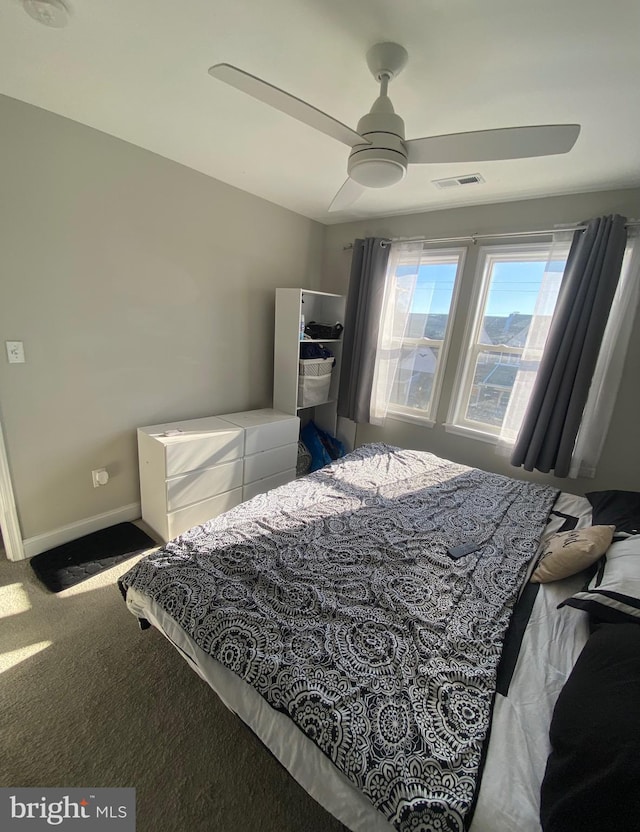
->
[300,421,345,472]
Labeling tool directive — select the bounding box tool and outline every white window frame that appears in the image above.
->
[385,246,467,427]
[446,241,567,440]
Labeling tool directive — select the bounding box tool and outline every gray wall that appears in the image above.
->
[0,95,324,541]
[323,188,640,494]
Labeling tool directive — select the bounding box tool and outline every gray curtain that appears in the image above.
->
[511,214,627,477]
[337,237,390,423]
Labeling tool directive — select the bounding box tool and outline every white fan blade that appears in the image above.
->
[406,124,580,164]
[328,178,366,212]
[209,63,368,148]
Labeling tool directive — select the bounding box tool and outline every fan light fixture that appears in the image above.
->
[23,0,69,28]
[349,154,406,188]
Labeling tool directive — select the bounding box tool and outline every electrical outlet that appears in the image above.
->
[91,468,109,488]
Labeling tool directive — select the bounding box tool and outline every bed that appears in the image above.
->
[119,442,617,832]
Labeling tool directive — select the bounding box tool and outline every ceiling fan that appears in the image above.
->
[209,42,580,212]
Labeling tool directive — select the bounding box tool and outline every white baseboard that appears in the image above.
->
[19,502,142,560]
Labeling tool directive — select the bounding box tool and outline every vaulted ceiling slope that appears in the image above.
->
[1,0,639,224]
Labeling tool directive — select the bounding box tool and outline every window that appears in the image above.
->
[373,245,466,425]
[373,238,570,439]
[449,243,569,438]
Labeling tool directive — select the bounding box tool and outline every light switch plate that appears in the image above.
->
[6,341,25,363]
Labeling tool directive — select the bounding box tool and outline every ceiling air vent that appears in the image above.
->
[433,173,485,189]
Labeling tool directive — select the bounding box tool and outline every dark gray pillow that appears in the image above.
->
[586,490,640,535]
[540,622,640,832]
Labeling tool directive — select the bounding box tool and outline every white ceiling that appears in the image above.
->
[1,0,639,224]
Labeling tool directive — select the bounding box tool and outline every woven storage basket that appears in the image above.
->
[299,357,334,377]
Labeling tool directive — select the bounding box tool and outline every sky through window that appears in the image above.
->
[398,259,566,317]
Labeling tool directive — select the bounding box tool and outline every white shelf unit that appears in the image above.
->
[273,288,346,437]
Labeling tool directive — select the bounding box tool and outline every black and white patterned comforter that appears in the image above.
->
[120,443,558,832]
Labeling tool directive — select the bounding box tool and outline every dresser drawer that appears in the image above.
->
[219,409,299,455]
[166,488,243,540]
[166,458,243,512]
[244,443,298,484]
[243,469,296,501]
[138,416,244,478]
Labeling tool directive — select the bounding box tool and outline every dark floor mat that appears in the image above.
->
[30,522,156,592]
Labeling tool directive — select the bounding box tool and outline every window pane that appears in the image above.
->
[465,350,530,428]
[479,259,564,347]
[390,345,440,410]
[397,262,458,338]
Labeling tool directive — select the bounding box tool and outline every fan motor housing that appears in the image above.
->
[348,108,408,187]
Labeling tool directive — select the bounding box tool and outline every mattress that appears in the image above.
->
[121,449,592,832]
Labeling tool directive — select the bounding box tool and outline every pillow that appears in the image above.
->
[558,536,640,622]
[530,525,615,583]
[586,489,640,534]
[540,622,640,832]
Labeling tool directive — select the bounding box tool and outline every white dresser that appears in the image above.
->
[218,408,299,501]
[138,409,299,542]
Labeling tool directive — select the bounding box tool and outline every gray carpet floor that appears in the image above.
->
[0,541,347,832]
